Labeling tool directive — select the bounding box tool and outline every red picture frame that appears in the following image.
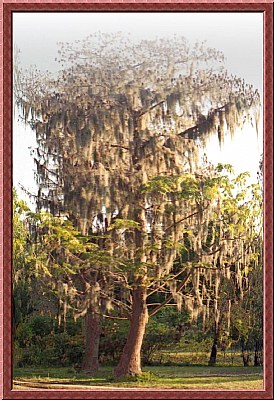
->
[1,2,273,399]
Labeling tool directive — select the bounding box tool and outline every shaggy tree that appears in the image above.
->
[175,167,263,366]
[14,33,261,376]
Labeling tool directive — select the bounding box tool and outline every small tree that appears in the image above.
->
[13,190,33,341]
[13,193,127,372]
[182,167,263,366]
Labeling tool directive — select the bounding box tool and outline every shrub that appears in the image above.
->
[16,322,33,348]
[14,315,84,367]
[142,320,176,365]
[29,315,53,337]
[99,320,129,364]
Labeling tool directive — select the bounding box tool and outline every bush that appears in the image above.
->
[14,314,84,367]
[66,345,84,365]
[16,322,33,348]
[65,319,82,336]
[142,320,176,365]
[99,309,190,366]
[15,315,54,349]
[99,320,129,364]
[17,346,43,367]
[29,315,53,338]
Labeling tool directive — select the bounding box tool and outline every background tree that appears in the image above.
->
[176,165,263,366]
[13,191,127,371]
[14,33,261,377]
[24,209,127,373]
[13,190,33,336]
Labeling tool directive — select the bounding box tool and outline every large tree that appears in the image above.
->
[14,33,261,377]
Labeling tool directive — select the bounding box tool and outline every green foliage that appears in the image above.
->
[94,307,187,364]
[25,211,102,277]
[178,176,200,200]
[12,159,263,372]
[141,176,182,194]
[141,174,205,200]
[16,322,33,348]
[14,315,84,368]
[107,219,141,231]
[29,315,53,338]
[13,282,34,329]
[177,324,213,353]
[12,190,39,331]
[216,163,234,174]
[152,307,189,329]
[65,319,83,336]
[13,189,30,281]
[99,319,129,364]
[230,262,263,360]
[15,315,53,349]
[142,319,176,365]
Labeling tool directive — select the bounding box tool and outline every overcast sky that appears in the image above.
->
[13,12,263,206]
[13,12,263,93]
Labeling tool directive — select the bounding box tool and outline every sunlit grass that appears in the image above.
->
[13,365,263,390]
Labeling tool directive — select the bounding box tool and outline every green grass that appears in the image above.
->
[13,365,263,390]
[151,350,253,367]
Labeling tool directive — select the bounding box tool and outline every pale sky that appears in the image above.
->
[13,12,263,93]
[13,12,263,207]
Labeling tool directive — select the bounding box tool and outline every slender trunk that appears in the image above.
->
[242,350,250,367]
[114,285,148,378]
[208,313,223,366]
[254,340,262,367]
[208,341,217,366]
[81,307,101,374]
[208,326,218,366]
[254,350,259,367]
[241,341,250,367]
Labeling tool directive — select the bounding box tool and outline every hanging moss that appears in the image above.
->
[14,33,261,326]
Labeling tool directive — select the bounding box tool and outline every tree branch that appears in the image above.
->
[178,102,232,138]
[149,271,191,317]
[165,202,210,234]
[100,290,132,318]
[103,314,128,320]
[137,100,165,118]
[147,267,188,296]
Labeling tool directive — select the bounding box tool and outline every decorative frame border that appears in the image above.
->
[1,2,273,399]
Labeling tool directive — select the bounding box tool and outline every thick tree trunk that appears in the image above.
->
[81,307,101,374]
[114,285,148,378]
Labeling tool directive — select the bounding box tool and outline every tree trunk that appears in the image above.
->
[81,307,101,374]
[208,342,217,366]
[208,318,221,366]
[114,285,148,378]
[254,340,262,367]
[242,351,250,367]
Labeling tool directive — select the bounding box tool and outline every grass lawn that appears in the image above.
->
[13,365,264,390]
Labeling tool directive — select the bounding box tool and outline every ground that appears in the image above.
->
[13,365,263,390]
